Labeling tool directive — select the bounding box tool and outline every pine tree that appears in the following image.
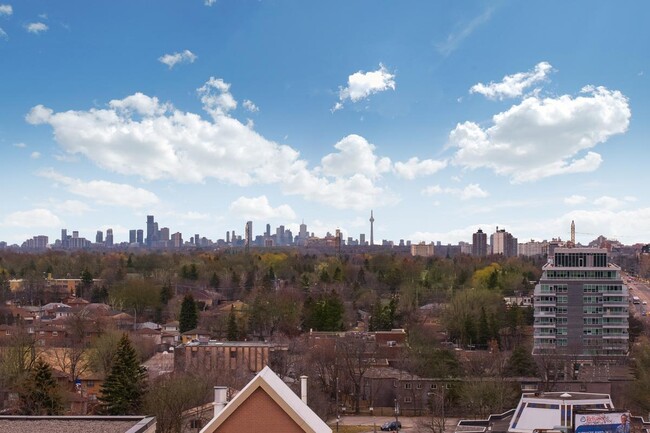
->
[99,334,147,415]
[227,305,239,341]
[506,345,538,377]
[179,294,198,333]
[19,357,63,415]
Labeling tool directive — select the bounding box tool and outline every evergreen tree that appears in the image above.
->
[209,272,220,289]
[160,283,173,305]
[99,334,147,415]
[477,306,490,345]
[19,357,63,415]
[179,294,199,333]
[505,345,538,377]
[227,305,239,341]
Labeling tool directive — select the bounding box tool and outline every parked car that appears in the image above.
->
[380,421,402,431]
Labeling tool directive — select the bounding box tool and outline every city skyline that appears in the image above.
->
[2,2,649,246]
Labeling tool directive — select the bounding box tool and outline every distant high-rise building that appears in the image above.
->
[136,229,144,245]
[160,227,170,242]
[96,230,104,244]
[61,229,68,248]
[226,231,230,244]
[359,233,366,245]
[129,229,137,244]
[276,225,285,246]
[105,228,114,246]
[194,234,200,247]
[146,215,156,247]
[411,242,434,257]
[171,232,183,248]
[571,220,576,245]
[245,222,253,248]
[472,229,488,257]
[490,227,518,257]
[265,224,271,238]
[73,231,79,239]
[369,210,375,246]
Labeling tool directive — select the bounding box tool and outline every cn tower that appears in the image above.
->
[369,210,375,246]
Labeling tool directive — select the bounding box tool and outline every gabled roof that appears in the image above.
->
[200,366,331,433]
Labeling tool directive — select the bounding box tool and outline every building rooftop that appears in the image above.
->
[0,416,155,433]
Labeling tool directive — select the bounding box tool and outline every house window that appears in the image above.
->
[86,381,94,388]
[52,331,58,336]
[190,419,203,429]
[416,383,422,389]
[445,384,451,389]
[430,384,437,390]
[404,396,413,403]
[404,383,412,390]
[230,350,237,359]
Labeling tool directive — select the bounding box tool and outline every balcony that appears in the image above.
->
[603,310,628,318]
[534,311,556,318]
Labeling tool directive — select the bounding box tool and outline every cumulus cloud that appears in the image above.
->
[49,199,93,216]
[422,183,489,200]
[30,151,41,159]
[450,86,630,182]
[564,195,587,205]
[394,157,447,179]
[158,49,197,69]
[556,207,650,243]
[204,0,216,5]
[320,134,391,180]
[333,64,395,111]
[243,99,259,112]
[470,62,553,100]
[0,28,7,39]
[38,169,159,208]
[26,22,48,34]
[3,209,61,228]
[229,196,296,220]
[12,142,26,148]
[26,77,394,210]
[0,4,12,16]
[593,196,625,210]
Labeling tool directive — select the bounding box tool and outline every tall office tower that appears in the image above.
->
[472,229,488,257]
[359,233,366,245]
[146,215,156,247]
[106,228,114,246]
[299,221,307,239]
[136,229,144,245]
[265,224,271,238]
[96,230,104,244]
[276,225,285,246]
[369,210,375,246]
[61,229,68,248]
[194,234,200,247]
[490,227,518,257]
[160,227,170,242]
[129,230,137,244]
[245,221,253,248]
[226,231,230,244]
[73,231,79,239]
[533,247,629,364]
[231,230,236,245]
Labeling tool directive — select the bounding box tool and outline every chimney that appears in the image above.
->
[213,386,227,418]
[300,375,308,404]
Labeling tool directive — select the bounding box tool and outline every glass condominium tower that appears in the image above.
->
[533,248,629,361]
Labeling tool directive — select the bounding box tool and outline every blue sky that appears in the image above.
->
[1,0,648,246]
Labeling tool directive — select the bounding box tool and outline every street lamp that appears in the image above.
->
[394,398,400,431]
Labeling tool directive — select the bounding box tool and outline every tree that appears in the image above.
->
[209,272,220,289]
[179,294,199,333]
[227,305,239,341]
[18,357,63,415]
[99,333,147,415]
[505,345,538,377]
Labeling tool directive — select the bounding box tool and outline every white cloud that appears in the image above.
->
[176,211,210,220]
[204,0,216,5]
[333,64,395,111]
[450,86,630,182]
[593,196,624,210]
[48,199,93,216]
[37,169,159,208]
[421,183,489,200]
[12,142,26,148]
[470,62,553,100]
[0,27,7,40]
[394,157,447,179]
[27,78,394,210]
[26,22,48,34]
[556,208,650,243]
[30,151,41,159]
[158,49,197,69]
[436,7,494,56]
[243,99,259,112]
[3,209,61,228]
[0,4,12,16]
[564,195,587,205]
[320,134,391,180]
[229,196,296,220]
